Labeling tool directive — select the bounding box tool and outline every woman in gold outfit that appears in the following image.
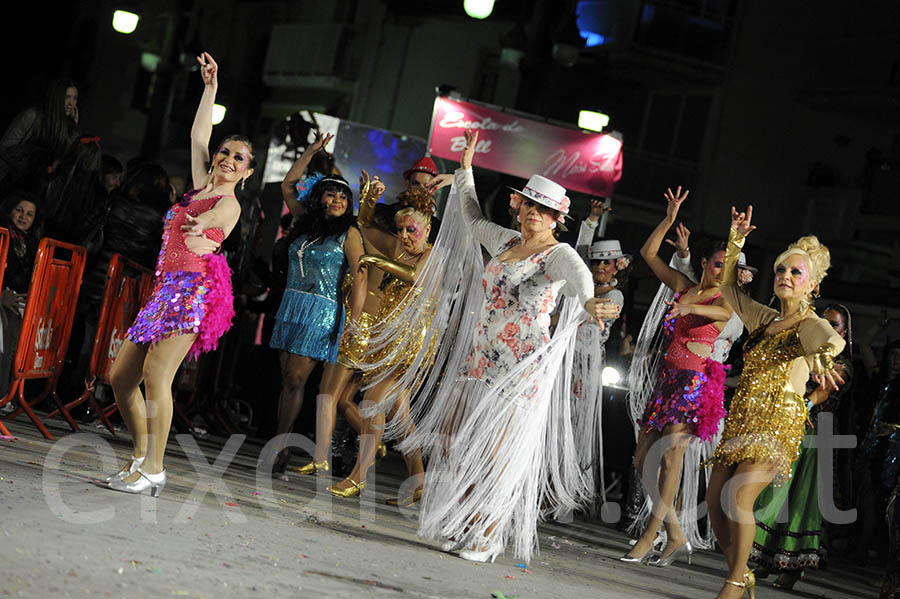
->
[325,183,437,499]
[707,206,845,599]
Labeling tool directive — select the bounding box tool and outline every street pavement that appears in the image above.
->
[0,417,882,599]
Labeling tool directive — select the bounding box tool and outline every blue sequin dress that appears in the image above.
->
[270,231,348,362]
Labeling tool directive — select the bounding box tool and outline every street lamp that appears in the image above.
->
[578,110,610,132]
[112,10,140,34]
[463,0,494,20]
[212,104,227,125]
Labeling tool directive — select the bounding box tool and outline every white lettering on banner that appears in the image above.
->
[544,149,618,179]
[449,136,493,154]
[34,318,54,352]
[108,328,124,360]
[439,111,525,133]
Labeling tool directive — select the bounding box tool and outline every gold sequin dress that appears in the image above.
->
[363,272,437,380]
[709,228,845,485]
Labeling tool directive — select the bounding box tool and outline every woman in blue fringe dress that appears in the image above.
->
[269,132,366,477]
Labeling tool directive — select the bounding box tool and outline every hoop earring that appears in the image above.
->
[609,277,618,287]
[241,178,246,191]
[516,215,521,223]
[207,163,213,175]
[550,222,557,230]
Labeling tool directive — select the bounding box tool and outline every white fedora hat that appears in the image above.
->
[509,175,571,230]
[737,251,757,273]
[589,239,630,261]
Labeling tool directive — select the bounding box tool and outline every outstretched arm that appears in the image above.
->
[191,52,219,190]
[281,131,333,218]
[640,186,694,293]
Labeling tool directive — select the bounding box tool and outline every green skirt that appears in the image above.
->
[750,428,824,571]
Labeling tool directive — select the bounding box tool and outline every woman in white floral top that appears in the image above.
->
[397,130,618,564]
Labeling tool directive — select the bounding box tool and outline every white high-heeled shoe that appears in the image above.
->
[108,467,167,497]
[103,455,145,483]
[441,539,462,552]
[458,543,502,563]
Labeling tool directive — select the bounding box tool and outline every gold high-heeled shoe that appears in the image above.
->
[327,479,366,498]
[386,486,423,507]
[724,571,755,599]
[377,443,388,458]
[293,459,329,475]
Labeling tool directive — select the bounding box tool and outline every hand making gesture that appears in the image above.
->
[730,205,757,237]
[197,52,218,88]
[664,186,689,223]
[664,222,691,258]
[460,129,478,170]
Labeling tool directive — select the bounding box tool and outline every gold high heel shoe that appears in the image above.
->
[377,443,388,458]
[386,486,423,507]
[327,479,366,498]
[293,459,329,475]
[723,571,755,599]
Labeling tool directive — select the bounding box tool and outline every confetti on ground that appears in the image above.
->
[491,593,514,599]
[504,575,514,579]
[551,543,560,549]
[514,564,527,569]
[225,502,238,507]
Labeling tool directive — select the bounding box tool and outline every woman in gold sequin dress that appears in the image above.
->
[706,206,845,599]
[324,186,438,498]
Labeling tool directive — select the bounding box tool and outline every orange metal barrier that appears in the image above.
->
[0,239,86,439]
[46,254,152,434]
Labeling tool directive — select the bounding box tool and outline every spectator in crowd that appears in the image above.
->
[101,155,124,192]
[1,78,79,158]
[0,193,40,397]
[42,134,109,252]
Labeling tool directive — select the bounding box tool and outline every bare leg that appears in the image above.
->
[650,424,693,559]
[337,377,363,432]
[715,461,777,599]
[311,362,357,463]
[625,428,663,558]
[707,463,736,568]
[331,377,396,492]
[274,352,317,441]
[139,333,198,475]
[387,393,424,492]
[109,340,149,463]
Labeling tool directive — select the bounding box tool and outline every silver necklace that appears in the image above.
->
[296,236,322,278]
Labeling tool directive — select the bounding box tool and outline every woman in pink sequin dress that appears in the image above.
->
[103,53,248,497]
[621,187,732,566]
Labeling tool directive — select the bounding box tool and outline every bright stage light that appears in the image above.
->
[602,366,621,386]
[212,104,227,125]
[112,10,139,34]
[464,0,495,20]
[579,110,610,132]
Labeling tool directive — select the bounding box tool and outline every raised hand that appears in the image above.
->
[664,222,691,256]
[307,131,334,155]
[589,199,611,220]
[425,173,453,194]
[197,52,218,88]
[811,365,844,393]
[663,186,689,222]
[461,129,478,169]
[359,169,385,197]
[730,205,757,237]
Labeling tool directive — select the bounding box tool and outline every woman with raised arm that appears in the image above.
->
[706,206,845,599]
[321,184,437,499]
[104,53,246,496]
[622,187,733,567]
[386,129,616,564]
[268,132,366,478]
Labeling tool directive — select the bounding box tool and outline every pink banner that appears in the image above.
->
[427,97,623,197]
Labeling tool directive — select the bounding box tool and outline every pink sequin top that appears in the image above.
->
[156,190,227,276]
[662,286,722,372]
